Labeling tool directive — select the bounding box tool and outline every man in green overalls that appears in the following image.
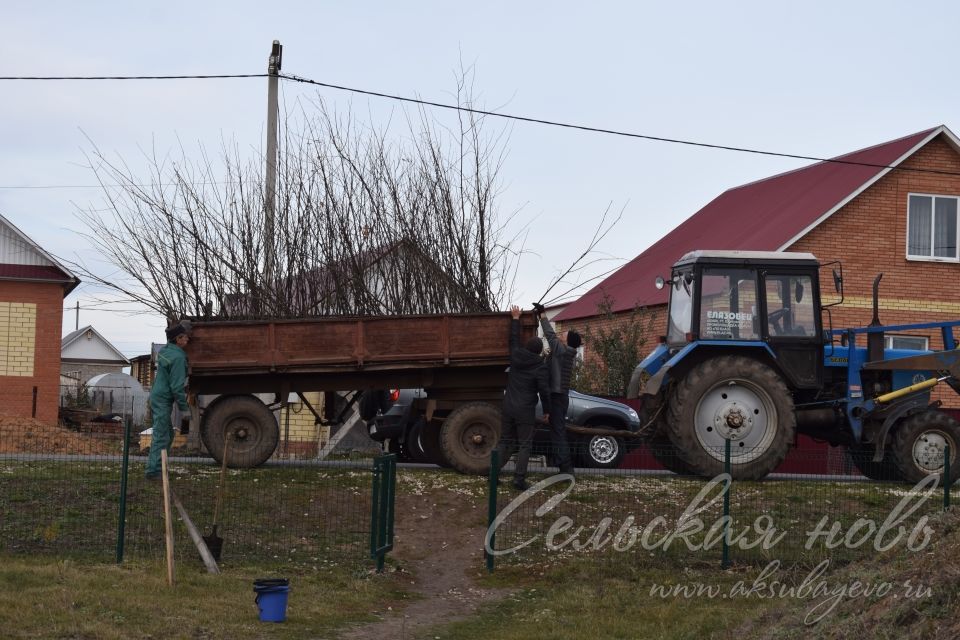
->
[145,323,191,479]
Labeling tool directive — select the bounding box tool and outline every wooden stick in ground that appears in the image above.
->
[170,487,221,574]
[161,449,175,587]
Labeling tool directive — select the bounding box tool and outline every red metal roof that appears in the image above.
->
[556,126,943,322]
[0,263,77,286]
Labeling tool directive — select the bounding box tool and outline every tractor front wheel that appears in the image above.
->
[891,410,960,485]
[666,355,795,480]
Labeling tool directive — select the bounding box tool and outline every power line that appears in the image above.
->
[0,180,237,191]
[279,72,960,178]
[0,73,266,81]
[1,69,957,178]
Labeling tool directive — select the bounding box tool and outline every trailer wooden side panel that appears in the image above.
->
[186,312,537,378]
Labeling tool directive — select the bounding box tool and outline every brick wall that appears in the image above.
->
[562,134,960,405]
[0,281,65,424]
[278,392,330,456]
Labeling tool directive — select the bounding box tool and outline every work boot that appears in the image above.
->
[512,477,530,491]
[144,472,161,481]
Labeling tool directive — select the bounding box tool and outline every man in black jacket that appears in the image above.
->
[534,303,581,476]
[496,305,551,491]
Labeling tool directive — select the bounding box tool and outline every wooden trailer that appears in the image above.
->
[184,312,538,472]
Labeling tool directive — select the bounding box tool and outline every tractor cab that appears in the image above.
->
[657,250,824,388]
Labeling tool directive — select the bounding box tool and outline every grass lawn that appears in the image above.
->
[0,555,409,639]
[427,562,777,640]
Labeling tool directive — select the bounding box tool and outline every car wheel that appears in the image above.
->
[576,431,625,469]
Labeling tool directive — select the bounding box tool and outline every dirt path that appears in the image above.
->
[339,476,511,640]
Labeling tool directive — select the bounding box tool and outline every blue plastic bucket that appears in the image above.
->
[254,578,290,622]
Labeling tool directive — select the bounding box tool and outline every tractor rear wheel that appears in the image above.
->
[649,431,692,475]
[439,402,501,475]
[891,410,960,485]
[666,355,795,480]
[201,395,279,468]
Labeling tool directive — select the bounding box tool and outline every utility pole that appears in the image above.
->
[264,40,282,296]
[75,301,79,330]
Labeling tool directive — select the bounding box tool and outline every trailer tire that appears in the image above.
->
[201,395,279,468]
[667,355,794,480]
[420,419,451,467]
[891,410,960,485]
[440,402,501,475]
[405,417,430,464]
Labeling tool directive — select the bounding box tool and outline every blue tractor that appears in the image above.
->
[627,250,960,482]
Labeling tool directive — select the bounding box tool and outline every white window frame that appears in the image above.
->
[906,192,960,262]
[884,334,929,351]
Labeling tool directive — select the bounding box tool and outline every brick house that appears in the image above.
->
[0,213,80,423]
[556,125,960,405]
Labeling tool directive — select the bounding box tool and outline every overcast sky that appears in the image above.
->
[2,1,958,357]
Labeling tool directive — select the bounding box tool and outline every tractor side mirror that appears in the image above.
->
[655,275,667,290]
[794,281,804,303]
[832,269,842,294]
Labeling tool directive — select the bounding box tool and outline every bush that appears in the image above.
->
[570,294,652,397]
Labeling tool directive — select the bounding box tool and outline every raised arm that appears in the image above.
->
[509,305,522,351]
[539,315,560,352]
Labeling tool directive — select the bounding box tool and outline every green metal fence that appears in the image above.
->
[486,438,959,574]
[0,390,395,572]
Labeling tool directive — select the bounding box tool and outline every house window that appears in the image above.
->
[884,335,929,351]
[907,194,959,260]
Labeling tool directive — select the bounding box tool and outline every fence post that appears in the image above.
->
[486,449,499,573]
[944,444,951,511]
[721,439,731,569]
[116,412,131,563]
[370,454,396,573]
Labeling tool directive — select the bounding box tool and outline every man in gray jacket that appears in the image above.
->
[534,303,581,475]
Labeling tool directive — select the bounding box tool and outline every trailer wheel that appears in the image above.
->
[404,417,430,464]
[201,395,279,468]
[440,402,500,475]
[420,419,451,467]
[667,355,794,480]
[891,410,960,485]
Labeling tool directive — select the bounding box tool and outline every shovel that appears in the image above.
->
[203,433,230,562]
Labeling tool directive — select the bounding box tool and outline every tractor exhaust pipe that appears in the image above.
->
[867,273,885,363]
